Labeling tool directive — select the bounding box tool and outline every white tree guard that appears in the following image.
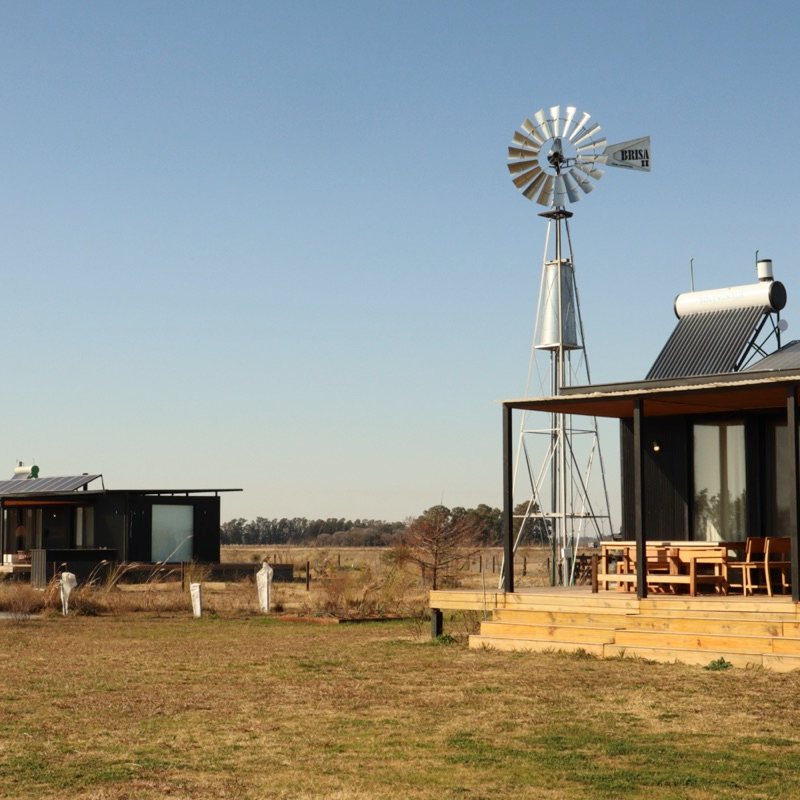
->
[60,572,77,616]
[190,582,203,618]
[256,562,274,614]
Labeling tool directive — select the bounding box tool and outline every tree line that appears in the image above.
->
[220,502,549,548]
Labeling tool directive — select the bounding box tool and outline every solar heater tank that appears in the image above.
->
[536,259,579,350]
[673,280,786,318]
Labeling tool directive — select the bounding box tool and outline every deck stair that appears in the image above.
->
[432,589,800,671]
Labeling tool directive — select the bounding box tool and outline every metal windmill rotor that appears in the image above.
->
[508,105,650,207]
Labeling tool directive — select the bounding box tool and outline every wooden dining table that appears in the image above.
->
[599,541,728,596]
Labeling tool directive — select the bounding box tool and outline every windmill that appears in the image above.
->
[507,105,650,585]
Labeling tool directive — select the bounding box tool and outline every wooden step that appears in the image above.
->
[640,596,797,615]
[614,628,800,655]
[492,608,633,627]
[500,594,640,612]
[469,635,605,657]
[602,643,766,669]
[479,621,616,644]
[622,615,800,637]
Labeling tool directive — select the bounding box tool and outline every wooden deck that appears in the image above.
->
[429,587,800,671]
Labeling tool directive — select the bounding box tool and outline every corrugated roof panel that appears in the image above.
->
[0,475,101,495]
[745,340,800,372]
[646,306,766,380]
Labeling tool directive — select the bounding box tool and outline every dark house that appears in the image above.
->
[0,472,240,584]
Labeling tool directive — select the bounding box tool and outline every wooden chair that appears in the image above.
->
[727,537,768,595]
[765,537,792,597]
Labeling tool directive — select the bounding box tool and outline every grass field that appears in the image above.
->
[3,612,800,799]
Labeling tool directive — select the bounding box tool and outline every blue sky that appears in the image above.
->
[0,1,798,524]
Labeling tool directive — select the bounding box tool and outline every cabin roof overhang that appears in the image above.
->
[502,368,800,419]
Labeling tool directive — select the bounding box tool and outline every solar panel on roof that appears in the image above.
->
[0,475,101,496]
[646,306,767,380]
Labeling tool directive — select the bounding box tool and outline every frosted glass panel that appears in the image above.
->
[152,505,193,562]
[692,423,746,541]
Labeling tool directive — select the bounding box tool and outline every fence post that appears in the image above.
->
[306,560,311,591]
[430,608,443,639]
[591,553,599,593]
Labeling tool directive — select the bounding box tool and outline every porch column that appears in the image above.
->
[633,397,648,599]
[502,403,514,593]
[787,385,800,603]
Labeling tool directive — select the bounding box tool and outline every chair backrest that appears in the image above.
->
[746,537,768,561]
[766,537,791,559]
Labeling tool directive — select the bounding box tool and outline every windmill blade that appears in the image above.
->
[508,159,540,176]
[572,123,602,148]
[508,146,540,160]
[602,136,651,171]
[552,175,568,207]
[536,175,554,206]
[522,171,547,200]
[512,165,543,188]
[549,105,561,137]
[574,161,604,180]
[567,111,592,141]
[562,106,577,140]
[577,138,606,153]
[562,172,581,203]
[511,132,541,153]
[520,118,545,144]
[533,108,552,141]
[568,167,595,194]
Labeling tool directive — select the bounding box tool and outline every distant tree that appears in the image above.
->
[220,518,247,545]
[390,505,481,590]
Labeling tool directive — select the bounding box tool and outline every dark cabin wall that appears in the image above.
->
[94,495,129,560]
[620,416,690,539]
[125,495,221,563]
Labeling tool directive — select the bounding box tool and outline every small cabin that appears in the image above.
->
[0,469,239,584]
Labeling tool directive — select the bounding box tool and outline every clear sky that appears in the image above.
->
[1,1,798,524]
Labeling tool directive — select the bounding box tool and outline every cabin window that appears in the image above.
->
[768,421,792,536]
[151,504,193,562]
[692,422,747,541]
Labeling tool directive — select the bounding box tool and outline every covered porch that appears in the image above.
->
[429,368,800,668]
[499,368,800,602]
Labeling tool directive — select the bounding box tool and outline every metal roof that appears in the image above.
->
[502,368,800,419]
[0,475,101,495]
[646,306,767,380]
[745,340,800,372]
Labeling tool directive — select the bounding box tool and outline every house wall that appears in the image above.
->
[3,493,222,564]
[620,411,786,541]
[94,495,129,559]
[125,495,221,563]
[620,416,690,539]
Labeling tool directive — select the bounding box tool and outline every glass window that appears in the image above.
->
[693,422,747,541]
[151,505,193,562]
[769,421,792,536]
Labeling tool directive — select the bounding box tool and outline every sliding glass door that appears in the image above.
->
[693,422,747,541]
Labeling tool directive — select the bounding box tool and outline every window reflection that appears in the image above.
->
[693,423,746,541]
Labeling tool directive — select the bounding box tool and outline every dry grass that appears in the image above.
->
[0,545,579,623]
[2,614,800,799]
